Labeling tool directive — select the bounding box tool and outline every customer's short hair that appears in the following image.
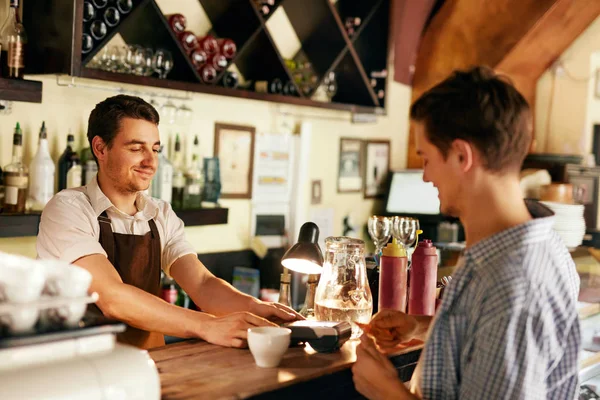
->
[87,94,159,162]
[410,66,531,172]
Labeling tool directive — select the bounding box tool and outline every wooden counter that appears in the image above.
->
[149,339,422,400]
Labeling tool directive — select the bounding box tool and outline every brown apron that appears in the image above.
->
[95,210,165,349]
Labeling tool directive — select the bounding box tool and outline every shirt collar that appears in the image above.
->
[86,176,159,220]
[464,199,555,268]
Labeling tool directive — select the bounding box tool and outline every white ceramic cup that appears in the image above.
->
[247,327,291,368]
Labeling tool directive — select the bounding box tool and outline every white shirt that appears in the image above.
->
[37,176,196,277]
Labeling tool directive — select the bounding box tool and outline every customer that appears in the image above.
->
[352,66,581,399]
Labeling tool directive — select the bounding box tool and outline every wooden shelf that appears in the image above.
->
[22,0,391,114]
[173,208,229,226]
[0,77,43,103]
[0,208,228,238]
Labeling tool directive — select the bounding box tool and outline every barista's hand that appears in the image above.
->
[249,300,305,325]
[201,312,277,348]
[352,334,415,400]
[367,309,425,351]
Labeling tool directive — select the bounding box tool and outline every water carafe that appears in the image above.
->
[314,237,373,339]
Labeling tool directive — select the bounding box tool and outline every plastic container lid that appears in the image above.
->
[382,238,407,257]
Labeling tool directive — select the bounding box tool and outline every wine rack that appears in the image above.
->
[22,0,391,114]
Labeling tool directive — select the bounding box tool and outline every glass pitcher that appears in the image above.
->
[314,237,373,339]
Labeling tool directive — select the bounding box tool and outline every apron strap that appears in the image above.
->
[98,211,115,265]
[148,219,162,282]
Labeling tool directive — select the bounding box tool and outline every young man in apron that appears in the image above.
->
[37,95,300,350]
[351,67,581,399]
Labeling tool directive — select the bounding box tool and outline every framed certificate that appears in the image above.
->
[364,140,390,198]
[337,137,363,193]
[214,123,256,199]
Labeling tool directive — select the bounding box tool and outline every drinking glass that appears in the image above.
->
[153,49,174,79]
[160,100,177,125]
[392,216,420,250]
[367,215,392,257]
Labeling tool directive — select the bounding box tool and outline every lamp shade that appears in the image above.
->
[281,222,324,274]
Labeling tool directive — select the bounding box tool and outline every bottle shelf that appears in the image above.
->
[0,208,229,238]
[0,77,43,103]
[22,0,391,114]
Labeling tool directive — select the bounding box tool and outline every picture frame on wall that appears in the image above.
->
[338,137,363,193]
[364,139,391,199]
[214,123,256,199]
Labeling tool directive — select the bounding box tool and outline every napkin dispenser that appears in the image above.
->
[284,321,352,353]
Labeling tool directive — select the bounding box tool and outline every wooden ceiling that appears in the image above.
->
[400,0,600,168]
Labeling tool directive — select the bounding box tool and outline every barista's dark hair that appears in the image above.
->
[410,66,532,172]
[87,94,159,163]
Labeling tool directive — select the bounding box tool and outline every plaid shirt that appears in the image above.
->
[419,201,581,399]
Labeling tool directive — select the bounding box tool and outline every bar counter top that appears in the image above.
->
[148,338,422,400]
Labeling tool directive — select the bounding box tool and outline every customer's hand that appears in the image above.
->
[352,334,413,400]
[202,312,277,348]
[367,309,421,351]
[249,300,305,324]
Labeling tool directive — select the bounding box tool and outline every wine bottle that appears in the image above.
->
[111,0,132,14]
[198,64,217,84]
[80,146,98,185]
[151,146,173,203]
[222,71,239,89]
[83,1,96,22]
[90,20,107,40]
[282,81,297,96]
[92,0,108,8]
[207,53,227,71]
[82,34,93,54]
[103,7,120,27]
[190,48,208,70]
[179,31,199,54]
[217,38,236,59]
[0,0,27,79]
[166,13,186,34]
[58,132,82,191]
[183,136,203,210]
[255,78,283,94]
[198,35,218,55]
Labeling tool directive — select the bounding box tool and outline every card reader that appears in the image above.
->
[284,320,352,353]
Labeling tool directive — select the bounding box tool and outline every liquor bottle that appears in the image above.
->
[217,38,236,59]
[151,146,173,203]
[103,6,120,27]
[28,122,55,211]
[111,0,132,14]
[183,135,203,209]
[58,132,82,191]
[179,31,199,54]
[198,35,218,54]
[277,272,291,307]
[190,48,208,70]
[81,145,98,185]
[166,13,186,34]
[222,71,239,89]
[207,53,227,71]
[176,286,190,308]
[198,64,217,84]
[299,274,319,319]
[2,122,28,213]
[171,134,185,210]
[0,0,27,79]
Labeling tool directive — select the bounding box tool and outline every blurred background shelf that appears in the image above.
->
[0,208,229,238]
[0,77,43,103]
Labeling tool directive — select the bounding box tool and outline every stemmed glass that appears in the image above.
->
[392,216,421,252]
[152,49,174,79]
[367,216,392,259]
